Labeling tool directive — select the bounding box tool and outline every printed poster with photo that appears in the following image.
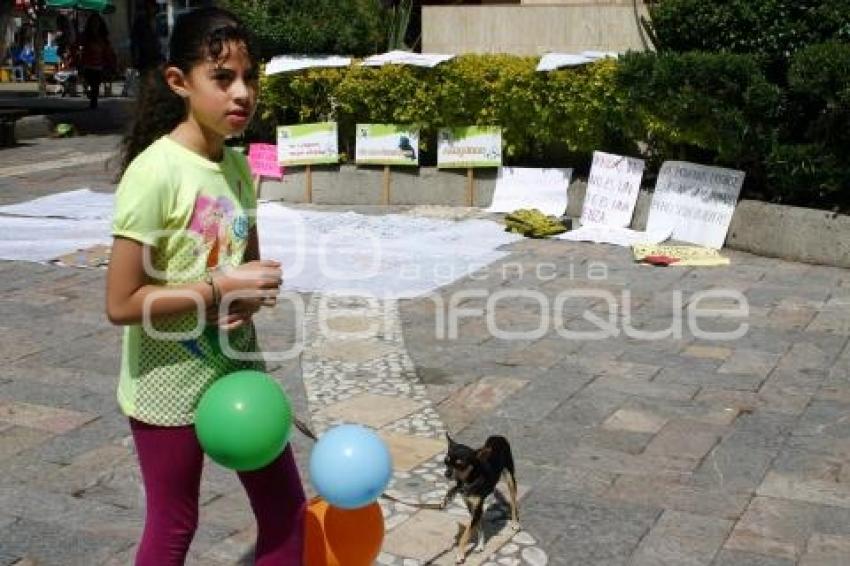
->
[276,122,339,166]
[355,124,420,166]
[437,126,502,168]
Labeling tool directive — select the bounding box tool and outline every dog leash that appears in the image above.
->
[293,414,445,511]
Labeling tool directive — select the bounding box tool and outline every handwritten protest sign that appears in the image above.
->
[580,151,645,227]
[247,143,283,180]
[646,161,745,249]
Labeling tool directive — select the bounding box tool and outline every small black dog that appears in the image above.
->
[442,433,520,563]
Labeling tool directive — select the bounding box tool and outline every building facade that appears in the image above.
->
[422,0,653,55]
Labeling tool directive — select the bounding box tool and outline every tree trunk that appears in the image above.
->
[0,3,12,67]
[37,15,46,96]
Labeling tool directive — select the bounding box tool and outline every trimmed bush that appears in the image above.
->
[648,0,850,77]
[787,41,850,150]
[254,50,848,209]
[765,42,850,207]
[257,55,627,166]
[615,51,781,172]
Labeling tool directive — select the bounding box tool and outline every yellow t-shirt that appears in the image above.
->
[112,136,264,426]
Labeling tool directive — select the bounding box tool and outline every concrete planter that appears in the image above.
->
[260,165,499,207]
[725,201,850,268]
[259,166,850,269]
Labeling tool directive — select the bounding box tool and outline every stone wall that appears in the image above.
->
[422,2,651,55]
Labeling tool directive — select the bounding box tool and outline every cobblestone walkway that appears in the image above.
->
[3,135,850,565]
[302,294,549,565]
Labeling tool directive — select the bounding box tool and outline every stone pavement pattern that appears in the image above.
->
[300,294,547,565]
[2,135,850,565]
[400,239,850,566]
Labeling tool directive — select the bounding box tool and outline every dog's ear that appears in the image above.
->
[477,446,492,460]
[445,432,456,446]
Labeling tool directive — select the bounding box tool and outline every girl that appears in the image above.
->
[106,8,305,565]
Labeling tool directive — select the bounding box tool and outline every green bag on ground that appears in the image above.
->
[504,208,567,238]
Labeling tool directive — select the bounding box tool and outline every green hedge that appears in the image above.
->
[765,42,850,205]
[257,55,628,167]
[616,51,781,169]
[254,50,849,209]
[647,0,850,77]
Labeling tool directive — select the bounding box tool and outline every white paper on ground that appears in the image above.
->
[360,51,455,68]
[0,188,113,219]
[486,167,572,217]
[645,161,744,249]
[0,216,112,261]
[556,224,671,247]
[265,55,352,75]
[0,191,521,299]
[255,204,521,298]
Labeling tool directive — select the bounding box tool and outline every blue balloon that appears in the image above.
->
[309,424,393,510]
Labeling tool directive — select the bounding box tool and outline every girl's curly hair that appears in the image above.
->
[119,7,259,175]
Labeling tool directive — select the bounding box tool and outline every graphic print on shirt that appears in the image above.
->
[182,192,251,361]
[187,193,250,269]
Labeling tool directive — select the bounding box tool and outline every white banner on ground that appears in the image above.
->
[580,151,645,227]
[0,190,521,299]
[0,188,111,220]
[265,55,352,75]
[645,161,745,249]
[486,167,572,217]
[557,224,671,247]
[360,51,455,68]
[0,216,112,261]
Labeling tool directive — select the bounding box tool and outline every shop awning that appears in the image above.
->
[44,0,116,13]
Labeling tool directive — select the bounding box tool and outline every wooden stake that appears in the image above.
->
[305,164,313,204]
[383,165,391,205]
[466,167,475,207]
[253,174,261,201]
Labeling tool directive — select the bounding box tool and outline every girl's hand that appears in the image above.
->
[215,260,283,305]
[205,298,262,331]
[206,309,248,331]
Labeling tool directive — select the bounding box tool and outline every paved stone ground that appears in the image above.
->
[2,135,850,565]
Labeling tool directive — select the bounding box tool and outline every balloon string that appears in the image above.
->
[292,413,445,511]
[293,415,319,441]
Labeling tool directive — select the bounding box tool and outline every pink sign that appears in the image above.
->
[247,143,283,180]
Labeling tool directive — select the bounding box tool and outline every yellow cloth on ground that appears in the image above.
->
[632,244,731,266]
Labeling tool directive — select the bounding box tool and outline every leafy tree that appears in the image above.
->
[218,0,387,58]
[647,0,850,77]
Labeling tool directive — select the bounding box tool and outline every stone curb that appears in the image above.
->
[14,99,133,141]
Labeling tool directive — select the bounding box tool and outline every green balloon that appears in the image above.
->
[195,370,293,471]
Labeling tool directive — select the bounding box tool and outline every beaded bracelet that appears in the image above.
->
[204,270,221,306]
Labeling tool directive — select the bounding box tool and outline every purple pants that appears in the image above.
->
[130,417,306,565]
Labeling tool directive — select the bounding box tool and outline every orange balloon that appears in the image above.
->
[304,497,384,566]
